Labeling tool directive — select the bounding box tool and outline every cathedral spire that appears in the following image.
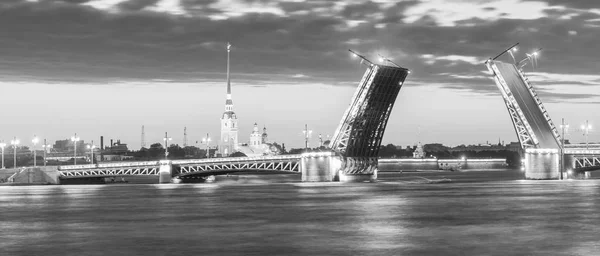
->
[226,42,232,99]
[220,42,238,157]
[224,42,234,112]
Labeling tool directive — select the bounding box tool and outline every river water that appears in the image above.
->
[2,170,600,255]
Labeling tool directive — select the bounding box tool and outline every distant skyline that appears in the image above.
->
[1,0,600,149]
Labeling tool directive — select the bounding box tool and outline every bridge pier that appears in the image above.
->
[159,160,173,183]
[524,149,560,179]
[299,153,380,182]
[300,153,341,182]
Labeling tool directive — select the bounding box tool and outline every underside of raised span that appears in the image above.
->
[486,60,561,150]
[329,63,410,175]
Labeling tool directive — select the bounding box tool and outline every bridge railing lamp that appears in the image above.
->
[71,134,80,165]
[32,136,39,167]
[0,141,6,169]
[10,137,20,169]
[87,144,96,164]
[202,134,211,158]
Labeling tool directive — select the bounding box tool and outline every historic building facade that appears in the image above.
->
[249,124,268,146]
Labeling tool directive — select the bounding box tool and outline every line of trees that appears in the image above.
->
[131,143,217,160]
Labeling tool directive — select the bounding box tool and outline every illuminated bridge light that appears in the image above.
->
[301,152,335,158]
[525,148,559,154]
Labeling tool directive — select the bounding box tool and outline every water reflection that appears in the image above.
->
[1,170,600,255]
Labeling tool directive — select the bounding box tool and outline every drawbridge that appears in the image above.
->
[485,44,600,179]
[57,50,410,183]
[329,52,410,176]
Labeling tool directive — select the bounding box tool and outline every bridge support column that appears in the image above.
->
[524,149,560,179]
[337,157,378,182]
[159,160,173,184]
[300,153,341,182]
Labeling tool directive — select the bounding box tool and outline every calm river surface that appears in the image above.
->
[2,170,600,255]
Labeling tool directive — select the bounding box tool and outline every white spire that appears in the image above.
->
[226,42,232,99]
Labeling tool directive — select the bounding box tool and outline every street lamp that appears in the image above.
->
[32,135,39,167]
[581,120,592,149]
[41,139,49,167]
[0,141,6,169]
[163,132,172,160]
[517,48,542,69]
[10,137,19,169]
[319,134,323,147]
[71,133,80,165]
[302,124,312,149]
[202,133,211,158]
[87,141,96,164]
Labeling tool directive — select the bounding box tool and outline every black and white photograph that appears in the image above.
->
[1,0,600,255]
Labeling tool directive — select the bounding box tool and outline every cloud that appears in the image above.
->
[116,0,160,11]
[403,0,550,26]
[0,0,599,106]
[420,54,484,65]
[528,72,600,86]
[524,0,600,10]
[291,73,309,78]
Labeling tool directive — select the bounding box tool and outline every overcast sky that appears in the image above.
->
[1,0,599,149]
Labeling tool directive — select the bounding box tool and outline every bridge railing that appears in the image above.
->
[564,149,600,155]
[57,152,337,172]
[171,154,305,165]
[58,161,160,170]
[564,144,600,149]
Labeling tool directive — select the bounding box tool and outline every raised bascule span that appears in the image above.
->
[329,59,410,180]
[54,52,410,183]
[485,45,600,179]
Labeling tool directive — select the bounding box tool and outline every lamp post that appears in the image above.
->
[10,137,19,169]
[302,124,312,149]
[560,118,569,180]
[319,134,323,147]
[42,139,48,167]
[202,133,211,158]
[32,135,39,167]
[0,141,6,169]
[71,133,80,165]
[87,141,96,164]
[581,120,592,149]
[163,132,172,160]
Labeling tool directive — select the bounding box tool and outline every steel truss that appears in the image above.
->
[486,61,536,148]
[176,158,301,176]
[329,64,409,174]
[59,167,159,178]
[486,60,562,149]
[516,67,561,144]
[573,156,600,169]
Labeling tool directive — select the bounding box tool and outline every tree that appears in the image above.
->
[183,146,201,158]
[269,142,284,155]
[167,144,186,159]
[287,148,305,154]
[230,151,247,157]
[148,143,164,158]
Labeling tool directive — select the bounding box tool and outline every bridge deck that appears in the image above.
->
[56,154,311,179]
[493,62,559,149]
